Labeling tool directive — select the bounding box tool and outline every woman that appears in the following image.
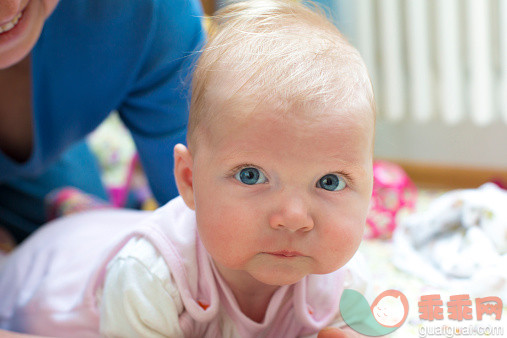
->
[0,0,205,243]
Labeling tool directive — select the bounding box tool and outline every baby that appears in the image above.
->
[0,0,375,337]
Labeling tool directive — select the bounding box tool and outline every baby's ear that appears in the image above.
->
[173,144,195,210]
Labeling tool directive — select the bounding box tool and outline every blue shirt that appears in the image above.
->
[0,0,205,203]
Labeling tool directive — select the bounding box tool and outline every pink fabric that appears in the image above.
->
[0,197,345,337]
[0,209,149,336]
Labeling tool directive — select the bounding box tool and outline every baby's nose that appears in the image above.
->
[268,194,314,232]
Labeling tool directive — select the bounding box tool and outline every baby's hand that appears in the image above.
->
[317,327,367,338]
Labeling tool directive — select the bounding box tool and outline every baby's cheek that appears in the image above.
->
[319,222,363,272]
[196,211,251,268]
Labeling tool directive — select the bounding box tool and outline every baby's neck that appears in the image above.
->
[234,286,278,323]
[214,262,280,323]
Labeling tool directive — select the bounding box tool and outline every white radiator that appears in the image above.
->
[355,0,507,126]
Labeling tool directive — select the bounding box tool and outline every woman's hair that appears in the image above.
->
[188,0,374,149]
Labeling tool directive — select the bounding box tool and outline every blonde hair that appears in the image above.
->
[188,0,374,150]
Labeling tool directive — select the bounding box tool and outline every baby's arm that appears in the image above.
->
[0,330,49,338]
[99,237,184,337]
[318,327,369,338]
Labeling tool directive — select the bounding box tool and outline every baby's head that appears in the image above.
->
[175,0,375,287]
[187,0,374,151]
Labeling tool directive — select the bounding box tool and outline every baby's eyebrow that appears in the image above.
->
[326,161,371,182]
[334,170,354,182]
[226,163,262,175]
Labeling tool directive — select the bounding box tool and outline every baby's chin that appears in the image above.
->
[250,268,308,286]
[253,261,349,286]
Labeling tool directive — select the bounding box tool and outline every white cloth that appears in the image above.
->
[393,183,507,299]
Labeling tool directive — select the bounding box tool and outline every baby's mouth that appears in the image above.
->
[266,250,303,258]
[0,11,24,34]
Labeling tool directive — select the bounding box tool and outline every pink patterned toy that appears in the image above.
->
[366,160,417,239]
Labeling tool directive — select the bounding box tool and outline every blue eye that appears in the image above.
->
[235,167,267,185]
[317,174,346,191]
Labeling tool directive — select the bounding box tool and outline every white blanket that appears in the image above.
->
[393,183,507,300]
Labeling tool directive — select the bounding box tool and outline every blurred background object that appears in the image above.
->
[351,0,507,188]
[366,160,417,239]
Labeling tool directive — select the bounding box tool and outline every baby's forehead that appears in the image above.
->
[192,90,375,165]
[206,93,374,145]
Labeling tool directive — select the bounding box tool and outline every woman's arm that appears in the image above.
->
[119,0,205,204]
